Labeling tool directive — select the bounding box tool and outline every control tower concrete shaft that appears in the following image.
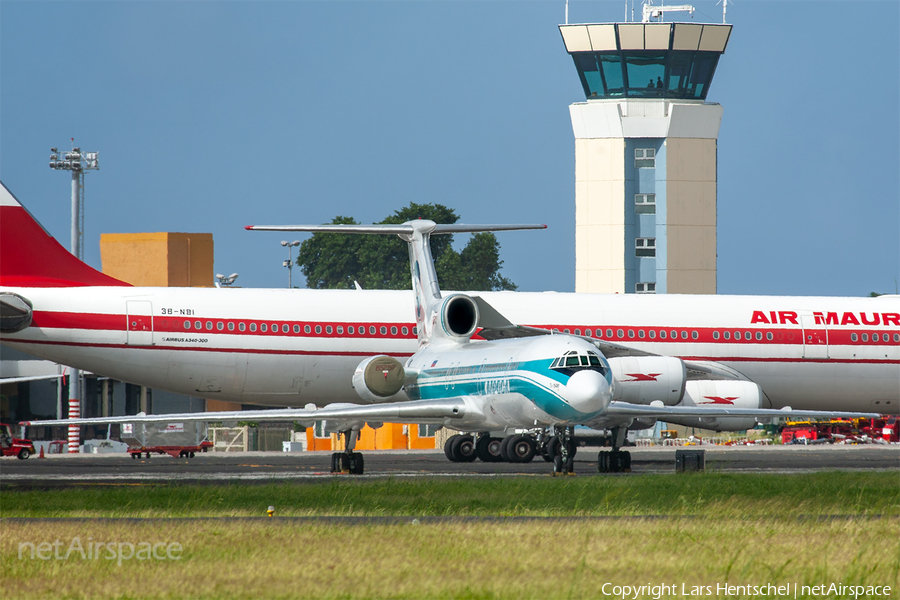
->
[560,22,732,294]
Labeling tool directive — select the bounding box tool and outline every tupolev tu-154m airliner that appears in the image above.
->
[2,180,892,473]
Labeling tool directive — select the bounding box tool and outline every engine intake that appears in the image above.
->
[352,355,406,403]
[440,294,479,340]
[0,293,32,334]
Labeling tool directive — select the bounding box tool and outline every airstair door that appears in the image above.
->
[801,314,828,359]
[126,301,153,346]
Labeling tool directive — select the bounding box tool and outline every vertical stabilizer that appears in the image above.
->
[0,181,130,288]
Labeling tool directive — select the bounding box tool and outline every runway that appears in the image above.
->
[1,445,897,486]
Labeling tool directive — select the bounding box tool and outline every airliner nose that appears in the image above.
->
[563,369,612,413]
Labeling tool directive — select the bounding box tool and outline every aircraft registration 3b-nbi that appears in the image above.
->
[1,180,896,473]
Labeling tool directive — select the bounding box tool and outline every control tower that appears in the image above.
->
[559,19,732,294]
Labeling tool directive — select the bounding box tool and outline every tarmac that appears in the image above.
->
[1,444,897,486]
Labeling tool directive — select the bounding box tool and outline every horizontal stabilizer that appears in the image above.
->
[246,223,546,235]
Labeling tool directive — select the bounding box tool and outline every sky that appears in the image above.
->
[1,0,898,297]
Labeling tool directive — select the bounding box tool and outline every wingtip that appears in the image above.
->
[244,225,254,230]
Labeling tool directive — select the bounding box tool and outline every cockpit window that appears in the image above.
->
[551,350,608,376]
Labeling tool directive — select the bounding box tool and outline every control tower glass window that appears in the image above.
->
[571,51,720,100]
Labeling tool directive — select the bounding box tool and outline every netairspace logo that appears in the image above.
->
[19,537,182,567]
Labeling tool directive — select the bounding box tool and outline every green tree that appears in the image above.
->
[296,203,517,291]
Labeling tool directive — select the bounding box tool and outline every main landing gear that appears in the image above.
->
[597,426,631,473]
[331,429,364,475]
[445,433,539,463]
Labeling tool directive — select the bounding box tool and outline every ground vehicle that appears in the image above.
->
[0,423,36,459]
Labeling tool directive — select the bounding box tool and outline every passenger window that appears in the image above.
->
[585,329,592,337]
[862,333,869,342]
[680,331,687,340]
[261,323,268,333]
[217,322,224,331]
[851,333,858,342]
[304,325,311,333]
[380,326,387,335]
[744,331,751,341]
[348,326,354,334]
[194,321,201,329]
[228,322,235,331]
[638,330,645,339]
[755,331,762,340]
[766,332,773,340]
[337,326,343,334]
[283,324,290,333]
[691,331,698,340]
[574,329,581,336]
[369,326,376,335]
[723,331,730,340]
[184,321,191,330]
[206,321,213,331]
[391,326,397,335]
[325,325,332,334]
[402,326,408,335]
[250,323,257,332]
[713,331,719,340]
[660,330,666,339]
[649,330,656,339]
[606,329,613,338]
[294,325,301,333]
[239,323,246,332]
[670,330,677,339]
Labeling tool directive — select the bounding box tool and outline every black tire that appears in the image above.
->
[189,452,195,459]
[444,435,460,461]
[349,452,364,475]
[451,435,477,462]
[145,452,151,459]
[17,448,30,460]
[622,450,631,472]
[131,453,138,460]
[553,453,564,474]
[499,435,516,462]
[508,436,536,463]
[598,450,609,473]
[476,436,503,462]
[330,452,343,473]
[544,436,559,459]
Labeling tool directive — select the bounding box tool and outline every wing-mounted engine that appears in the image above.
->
[352,355,406,403]
[436,294,479,342]
[666,380,765,431]
[608,356,686,405]
[0,292,32,334]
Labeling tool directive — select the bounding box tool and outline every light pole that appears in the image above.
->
[215,273,239,288]
[49,140,98,453]
[281,240,300,288]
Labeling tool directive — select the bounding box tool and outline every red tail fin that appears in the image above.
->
[0,181,130,288]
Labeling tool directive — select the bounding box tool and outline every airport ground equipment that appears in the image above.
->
[0,423,36,459]
[121,421,212,459]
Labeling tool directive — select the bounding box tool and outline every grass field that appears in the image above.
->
[2,472,898,599]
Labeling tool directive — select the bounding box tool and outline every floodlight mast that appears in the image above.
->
[49,140,99,452]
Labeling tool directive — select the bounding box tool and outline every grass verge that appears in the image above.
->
[2,472,898,518]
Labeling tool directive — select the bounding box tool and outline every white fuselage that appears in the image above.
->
[2,286,898,414]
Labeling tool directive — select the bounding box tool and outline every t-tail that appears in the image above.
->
[246,220,545,346]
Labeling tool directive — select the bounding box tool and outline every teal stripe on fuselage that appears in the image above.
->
[415,364,593,422]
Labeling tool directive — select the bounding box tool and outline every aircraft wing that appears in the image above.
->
[604,402,880,420]
[19,398,470,428]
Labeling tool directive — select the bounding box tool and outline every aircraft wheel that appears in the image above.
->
[499,435,516,462]
[17,448,30,460]
[348,452,364,475]
[508,435,536,463]
[444,435,460,461]
[476,436,503,462]
[451,435,477,462]
[553,453,564,475]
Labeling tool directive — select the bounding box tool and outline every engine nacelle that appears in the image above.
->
[439,294,479,340]
[352,355,406,403]
[666,380,764,431]
[608,356,686,405]
[0,293,32,334]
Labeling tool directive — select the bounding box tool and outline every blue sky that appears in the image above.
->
[1,1,897,297]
